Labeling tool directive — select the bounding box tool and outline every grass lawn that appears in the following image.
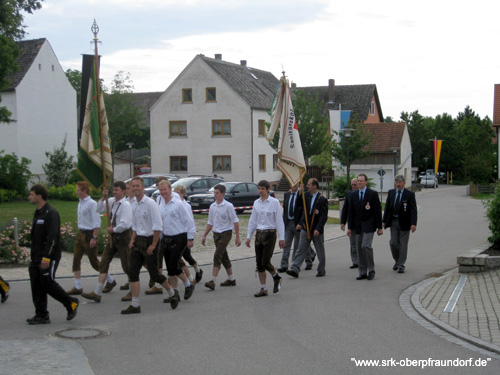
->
[0,200,79,228]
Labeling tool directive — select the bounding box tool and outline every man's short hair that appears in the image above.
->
[156,176,167,184]
[214,184,226,194]
[173,184,185,194]
[357,173,368,182]
[257,180,270,189]
[77,181,91,194]
[30,184,48,201]
[131,177,144,186]
[309,178,319,188]
[158,180,171,189]
[114,181,126,190]
[395,175,405,183]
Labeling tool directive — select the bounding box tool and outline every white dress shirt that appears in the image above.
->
[159,197,196,239]
[132,195,163,236]
[96,197,133,233]
[246,196,285,241]
[208,199,239,233]
[77,196,101,230]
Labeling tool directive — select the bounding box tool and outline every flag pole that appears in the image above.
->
[91,20,112,242]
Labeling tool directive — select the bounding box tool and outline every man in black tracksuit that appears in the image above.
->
[27,184,79,324]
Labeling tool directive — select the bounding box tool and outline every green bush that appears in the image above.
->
[0,188,21,203]
[485,183,500,248]
[48,184,78,201]
[0,151,32,197]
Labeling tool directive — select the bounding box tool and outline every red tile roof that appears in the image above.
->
[362,122,405,152]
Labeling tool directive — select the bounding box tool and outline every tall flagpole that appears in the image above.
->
[91,20,112,242]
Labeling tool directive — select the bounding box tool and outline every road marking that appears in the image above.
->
[443,274,467,313]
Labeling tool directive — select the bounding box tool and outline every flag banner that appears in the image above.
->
[434,140,442,174]
[267,77,306,186]
[76,55,112,189]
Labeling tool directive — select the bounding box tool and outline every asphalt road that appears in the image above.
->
[2,185,499,375]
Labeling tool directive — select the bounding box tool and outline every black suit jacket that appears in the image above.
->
[283,191,303,227]
[340,190,355,225]
[299,191,328,234]
[382,188,417,231]
[348,188,382,234]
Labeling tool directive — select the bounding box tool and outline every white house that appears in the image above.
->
[0,38,77,182]
[150,54,282,186]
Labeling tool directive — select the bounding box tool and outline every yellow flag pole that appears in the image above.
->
[92,20,112,246]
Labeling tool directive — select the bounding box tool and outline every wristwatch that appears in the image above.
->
[92,236,98,240]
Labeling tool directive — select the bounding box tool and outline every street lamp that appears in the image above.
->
[343,127,355,192]
[391,146,400,177]
[126,142,134,178]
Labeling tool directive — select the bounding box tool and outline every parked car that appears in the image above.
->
[152,176,224,200]
[188,182,275,213]
[125,174,180,197]
[137,166,151,175]
[420,174,438,188]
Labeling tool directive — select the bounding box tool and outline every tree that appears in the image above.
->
[104,71,149,153]
[42,136,75,187]
[0,150,32,195]
[0,0,43,122]
[65,69,82,106]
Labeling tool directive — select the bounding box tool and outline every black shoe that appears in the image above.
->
[163,294,181,304]
[350,264,359,269]
[170,290,180,309]
[121,305,141,314]
[1,292,8,303]
[393,264,398,271]
[356,275,367,280]
[277,267,288,273]
[254,288,268,297]
[305,265,312,270]
[398,267,405,273]
[316,272,325,277]
[184,284,195,300]
[273,275,282,293]
[195,269,203,283]
[66,298,79,321]
[27,315,50,325]
[286,269,299,278]
[367,271,375,280]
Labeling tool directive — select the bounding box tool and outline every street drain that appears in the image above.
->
[48,328,110,340]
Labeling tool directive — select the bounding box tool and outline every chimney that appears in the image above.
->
[328,79,335,103]
[215,54,222,60]
[291,82,297,90]
[240,60,247,66]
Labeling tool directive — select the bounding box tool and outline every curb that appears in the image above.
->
[400,268,500,359]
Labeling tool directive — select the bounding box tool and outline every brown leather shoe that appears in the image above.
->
[220,279,236,287]
[66,287,83,295]
[81,291,101,303]
[120,282,129,290]
[145,286,163,295]
[121,291,132,302]
[102,280,117,293]
[205,280,215,290]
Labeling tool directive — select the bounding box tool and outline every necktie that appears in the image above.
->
[288,193,295,218]
[360,191,364,203]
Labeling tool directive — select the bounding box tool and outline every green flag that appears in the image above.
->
[77,55,112,189]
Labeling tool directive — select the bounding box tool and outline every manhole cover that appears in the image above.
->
[48,328,110,340]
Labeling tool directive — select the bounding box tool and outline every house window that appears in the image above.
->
[213,155,231,172]
[170,156,187,172]
[212,120,231,136]
[38,64,42,71]
[273,154,278,170]
[182,89,192,103]
[370,101,375,115]
[258,120,266,137]
[206,87,216,102]
[51,65,55,72]
[259,155,266,171]
[169,121,187,137]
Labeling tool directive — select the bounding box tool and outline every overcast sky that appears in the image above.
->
[23,0,500,121]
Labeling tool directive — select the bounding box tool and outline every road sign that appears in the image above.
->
[378,168,386,177]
